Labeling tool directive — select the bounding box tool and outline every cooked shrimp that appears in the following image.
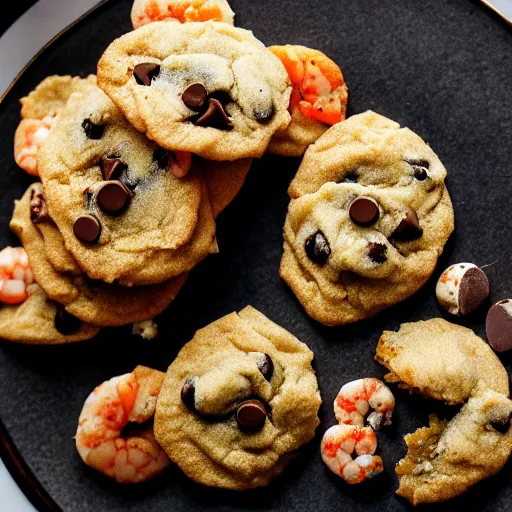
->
[75,366,170,483]
[334,378,395,430]
[131,0,234,29]
[0,247,34,305]
[170,150,192,178]
[269,45,348,126]
[321,425,384,484]
[14,116,55,176]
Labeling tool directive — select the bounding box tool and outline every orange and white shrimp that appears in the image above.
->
[321,425,384,484]
[0,247,34,305]
[75,366,170,484]
[269,45,348,126]
[131,0,235,29]
[334,378,395,430]
[14,116,55,176]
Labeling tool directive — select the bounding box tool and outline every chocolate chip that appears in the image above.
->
[368,242,388,263]
[96,181,131,215]
[194,98,234,130]
[490,412,512,434]
[209,90,232,106]
[29,188,48,223]
[181,377,197,411]
[73,214,101,243]
[253,104,275,124]
[256,354,274,381]
[153,147,170,170]
[349,196,380,226]
[407,159,430,181]
[236,399,267,431]
[342,172,358,183]
[391,208,423,241]
[82,119,105,140]
[305,230,331,264]
[182,83,207,111]
[54,307,81,335]
[458,267,490,315]
[486,299,512,352]
[100,156,127,181]
[133,63,160,86]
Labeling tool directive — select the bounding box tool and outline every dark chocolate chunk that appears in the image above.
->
[486,299,512,352]
[133,63,160,86]
[490,412,512,434]
[368,242,388,263]
[73,214,101,243]
[82,119,105,140]
[96,181,131,215]
[29,188,48,223]
[406,159,430,181]
[236,399,267,431]
[54,307,81,335]
[349,196,380,226]
[458,267,490,315]
[153,147,170,170]
[342,172,358,183]
[256,354,274,382]
[194,98,234,130]
[182,83,208,111]
[392,208,423,241]
[100,156,127,181]
[209,90,232,106]
[181,377,197,411]
[305,230,331,264]
[253,104,275,124]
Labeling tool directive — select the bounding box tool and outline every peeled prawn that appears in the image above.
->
[14,116,55,176]
[0,247,34,305]
[321,424,384,484]
[75,366,169,483]
[269,45,348,126]
[334,378,395,430]
[131,0,235,29]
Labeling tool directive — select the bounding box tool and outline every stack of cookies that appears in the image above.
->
[4,20,308,344]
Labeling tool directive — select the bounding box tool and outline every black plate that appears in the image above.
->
[1,0,511,510]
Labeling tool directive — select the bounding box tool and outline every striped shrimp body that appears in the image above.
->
[269,45,348,126]
[0,247,34,305]
[321,425,384,484]
[75,366,169,483]
[334,378,395,430]
[131,0,235,29]
[14,116,55,176]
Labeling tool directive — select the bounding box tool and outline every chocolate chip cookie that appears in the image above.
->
[37,83,217,285]
[0,284,99,344]
[154,306,321,489]
[396,382,512,505]
[97,21,292,161]
[280,111,454,325]
[11,184,187,327]
[375,318,509,404]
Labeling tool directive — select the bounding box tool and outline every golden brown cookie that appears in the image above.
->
[10,184,187,327]
[154,306,321,489]
[97,21,291,161]
[280,111,454,325]
[37,83,217,285]
[0,284,99,344]
[396,382,512,505]
[376,318,509,404]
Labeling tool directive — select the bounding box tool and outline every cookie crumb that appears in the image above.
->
[132,319,158,340]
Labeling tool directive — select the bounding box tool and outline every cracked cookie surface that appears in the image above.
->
[280,111,454,325]
[154,306,321,489]
[97,21,292,161]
